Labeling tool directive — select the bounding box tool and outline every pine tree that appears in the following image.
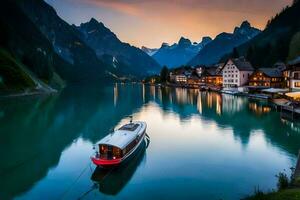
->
[232,48,239,58]
[160,66,169,83]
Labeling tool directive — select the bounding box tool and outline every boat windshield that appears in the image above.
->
[119,123,139,131]
[99,144,122,160]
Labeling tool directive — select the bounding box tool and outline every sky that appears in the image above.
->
[45,0,292,48]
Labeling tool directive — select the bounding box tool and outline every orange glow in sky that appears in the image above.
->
[46,0,292,48]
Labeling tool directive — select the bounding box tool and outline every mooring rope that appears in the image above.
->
[60,162,92,200]
[61,134,151,200]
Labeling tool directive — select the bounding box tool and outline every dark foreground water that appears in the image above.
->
[1,84,300,200]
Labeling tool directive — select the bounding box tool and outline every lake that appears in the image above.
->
[1,84,300,200]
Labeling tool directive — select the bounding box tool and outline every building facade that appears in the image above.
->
[285,57,300,91]
[200,66,223,86]
[249,68,283,88]
[169,73,187,84]
[222,58,254,88]
[187,75,201,86]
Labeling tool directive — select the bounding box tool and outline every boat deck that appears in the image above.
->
[272,99,300,120]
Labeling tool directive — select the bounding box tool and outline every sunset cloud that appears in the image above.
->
[46,0,292,48]
[84,0,142,16]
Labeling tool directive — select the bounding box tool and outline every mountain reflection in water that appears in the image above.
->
[0,84,300,200]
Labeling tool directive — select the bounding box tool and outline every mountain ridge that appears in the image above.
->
[76,18,161,77]
[0,0,69,94]
[141,46,158,56]
[16,0,116,82]
[152,36,212,68]
[233,1,300,67]
[188,21,261,66]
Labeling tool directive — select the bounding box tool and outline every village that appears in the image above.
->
[145,56,300,119]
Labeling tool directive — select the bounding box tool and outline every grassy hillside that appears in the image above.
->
[245,188,300,200]
[0,48,35,94]
[0,1,69,94]
[0,1,54,82]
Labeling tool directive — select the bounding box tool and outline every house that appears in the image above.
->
[221,57,254,88]
[284,57,300,91]
[170,72,187,84]
[249,68,284,88]
[175,74,187,84]
[187,74,201,86]
[200,66,223,86]
[170,67,195,84]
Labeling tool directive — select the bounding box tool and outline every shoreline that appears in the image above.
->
[245,151,300,199]
[145,82,300,119]
[0,89,58,99]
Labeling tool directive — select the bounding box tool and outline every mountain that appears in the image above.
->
[188,21,260,66]
[234,1,300,67]
[152,36,212,68]
[16,0,117,82]
[0,0,69,94]
[76,18,161,76]
[141,46,158,56]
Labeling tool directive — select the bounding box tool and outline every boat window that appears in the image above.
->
[119,123,139,131]
[99,144,122,159]
[113,147,122,159]
[125,139,138,154]
[99,144,110,159]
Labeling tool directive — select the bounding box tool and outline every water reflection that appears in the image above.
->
[149,86,300,152]
[0,84,300,200]
[249,101,272,116]
[0,84,147,200]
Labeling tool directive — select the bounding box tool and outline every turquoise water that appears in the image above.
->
[0,84,300,200]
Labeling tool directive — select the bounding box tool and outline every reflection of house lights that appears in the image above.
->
[197,93,202,114]
[216,94,222,115]
[142,84,145,103]
[249,103,271,115]
[114,84,118,106]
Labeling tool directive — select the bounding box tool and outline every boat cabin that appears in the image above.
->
[97,123,145,161]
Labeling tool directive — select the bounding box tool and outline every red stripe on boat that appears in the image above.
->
[91,157,122,166]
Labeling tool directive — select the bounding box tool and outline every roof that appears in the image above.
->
[286,92,300,98]
[262,88,289,93]
[288,56,300,66]
[201,66,221,77]
[231,57,254,71]
[119,123,139,131]
[98,122,146,149]
[258,68,283,78]
[206,67,219,76]
[273,62,286,71]
[188,74,200,80]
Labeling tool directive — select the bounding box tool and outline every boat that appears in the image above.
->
[91,139,147,195]
[248,93,270,100]
[91,117,147,168]
[221,90,240,95]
